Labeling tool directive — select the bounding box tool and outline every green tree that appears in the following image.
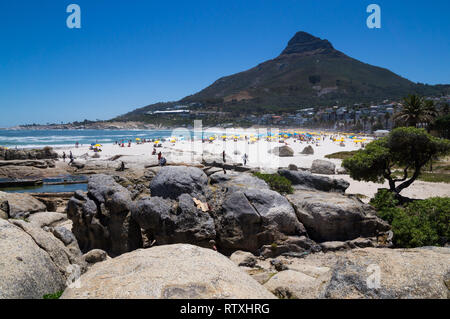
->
[393,95,437,128]
[343,127,450,196]
[432,114,450,139]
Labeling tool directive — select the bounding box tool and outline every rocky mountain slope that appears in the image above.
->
[118,31,450,121]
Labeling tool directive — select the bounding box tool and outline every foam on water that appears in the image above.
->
[0,129,179,149]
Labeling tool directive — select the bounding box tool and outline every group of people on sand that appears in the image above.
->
[151,147,166,166]
[114,140,132,148]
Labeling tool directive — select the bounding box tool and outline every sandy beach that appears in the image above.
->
[55,130,450,201]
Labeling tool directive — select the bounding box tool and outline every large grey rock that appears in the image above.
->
[287,190,390,242]
[278,169,349,193]
[0,191,47,218]
[271,145,294,157]
[67,175,142,257]
[243,188,305,236]
[10,219,86,278]
[245,247,450,299]
[216,188,306,254]
[287,190,390,243]
[0,159,53,168]
[150,166,208,200]
[301,145,314,155]
[310,159,336,175]
[61,244,275,299]
[0,147,58,161]
[302,247,450,298]
[131,194,216,248]
[0,219,66,299]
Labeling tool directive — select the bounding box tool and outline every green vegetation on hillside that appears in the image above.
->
[116,32,450,122]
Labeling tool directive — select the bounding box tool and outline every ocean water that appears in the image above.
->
[0,129,208,149]
[0,183,88,194]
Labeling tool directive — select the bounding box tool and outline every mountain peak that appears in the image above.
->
[280,31,334,55]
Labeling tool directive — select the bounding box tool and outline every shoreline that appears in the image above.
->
[2,128,448,201]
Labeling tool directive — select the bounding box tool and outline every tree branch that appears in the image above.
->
[393,166,410,182]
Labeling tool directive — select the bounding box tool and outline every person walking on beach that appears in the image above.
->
[242,153,248,166]
[222,150,226,163]
[158,151,162,161]
[69,151,74,165]
[62,152,66,162]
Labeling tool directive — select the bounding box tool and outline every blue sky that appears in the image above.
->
[0,0,449,127]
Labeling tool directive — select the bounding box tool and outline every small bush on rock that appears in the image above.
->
[43,290,63,299]
[252,172,293,194]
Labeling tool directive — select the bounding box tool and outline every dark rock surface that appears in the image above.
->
[278,169,349,193]
[0,147,58,161]
[214,186,306,254]
[67,175,142,256]
[150,166,208,200]
[132,194,216,248]
[281,31,334,56]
